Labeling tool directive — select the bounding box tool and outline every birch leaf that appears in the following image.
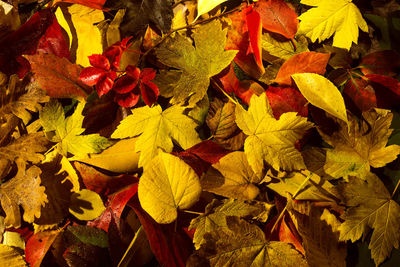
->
[292,73,348,124]
[298,0,368,50]
[138,152,201,224]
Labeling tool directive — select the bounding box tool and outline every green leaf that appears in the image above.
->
[138,152,201,224]
[193,217,307,267]
[68,225,108,248]
[338,173,400,266]
[298,0,368,50]
[39,100,111,158]
[155,20,237,106]
[69,189,106,221]
[292,73,348,125]
[111,105,201,168]
[235,93,313,175]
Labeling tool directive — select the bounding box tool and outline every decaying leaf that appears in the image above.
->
[235,92,313,175]
[320,109,400,179]
[39,100,111,158]
[138,152,201,224]
[111,104,200,168]
[192,217,308,267]
[156,20,237,106]
[0,160,47,228]
[338,173,400,266]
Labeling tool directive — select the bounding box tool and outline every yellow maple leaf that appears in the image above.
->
[111,105,201,168]
[320,109,400,179]
[298,0,368,50]
[235,93,313,175]
[55,4,104,66]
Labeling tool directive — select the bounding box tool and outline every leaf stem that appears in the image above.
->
[211,79,240,105]
[183,210,203,215]
[118,226,144,267]
[140,5,242,61]
[392,178,400,198]
[270,173,313,235]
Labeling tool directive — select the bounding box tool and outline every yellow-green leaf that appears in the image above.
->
[55,4,103,66]
[138,152,201,224]
[298,0,368,50]
[235,93,313,175]
[69,189,105,221]
[156,20,237,106]
[0,244,27,267]
[76,138,140,173]
[262,33,309,61]
[195,0,228,21]
[111,105,200,168]
[40,100,111,158]
[292,73,348,124]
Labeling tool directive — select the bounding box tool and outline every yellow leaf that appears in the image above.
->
[195,0,228,21]
[69,189,105,221]
[292,73,348,124]
[55,5,104,66]
[2,231,25,250]
[0,244,27,267]
[202,151,262,200]
[0,160,47,228]
[111,105,200,168]
[235,93,313,175]
[138,152,201,224]
[60,156,80,192]
[320,109,400,179]
[76,138,140,173]
[298,0,368,50]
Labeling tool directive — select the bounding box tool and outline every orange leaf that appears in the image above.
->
[254,0,298,39]
[25,53,93,99]
[274,52,330,86]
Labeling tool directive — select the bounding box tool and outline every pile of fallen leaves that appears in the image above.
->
[1,0,400,266]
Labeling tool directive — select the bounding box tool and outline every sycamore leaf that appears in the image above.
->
[262,33,309,61]
[156,20,237,106]
[189,198,267,249]
[298,0,368,50]
[0,161,47,228]
[319,109,400,179]
[194,217,307,267]
[266,170,340,201]
[235,93,313,175]
[138,152,201,224]
[111,104,201,168]
[0,244,27,267]
[69,189,105,221]
[201,151,262,200]
[55,4,104,67]
[338,174,400,266]
[39,100,111,158]
[292,73,348,124]
[196,0,228,21]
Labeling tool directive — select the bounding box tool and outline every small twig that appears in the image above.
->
[392,178,400,198]
[140,5,242,61]
[211,78,240,105]
[183,210,203,215]
[270,173,313,235]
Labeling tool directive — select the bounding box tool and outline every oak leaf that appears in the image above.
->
[156,20,237,106]
[111,104,201,168]
[235,93,313,175]
[25,53,93,99]
[138,152,201,224]
[298,0,368,50]
[338,174,400,266]
[319,109,400,179]
[39,100,111,158]
[0,161,47,228]
[193,217,307,267]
